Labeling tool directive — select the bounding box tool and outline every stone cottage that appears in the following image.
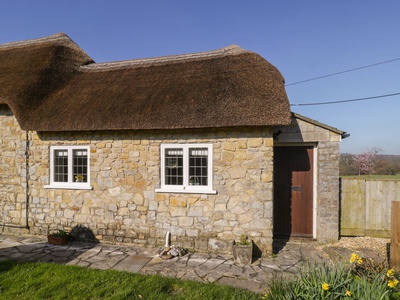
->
[0,33,347,255]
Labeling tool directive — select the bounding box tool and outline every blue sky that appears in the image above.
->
[1,1,400,154]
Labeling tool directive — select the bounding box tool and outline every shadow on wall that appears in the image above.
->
[69,225,99,243]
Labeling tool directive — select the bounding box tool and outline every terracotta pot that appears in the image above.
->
[47,235,68,245]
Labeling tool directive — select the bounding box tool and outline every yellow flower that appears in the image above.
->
[350,253,359,263]
[322,282,329,291]
[346,290,352,296]
[349,253,363,264]
[387,269,395,277]
[388,278,399,288]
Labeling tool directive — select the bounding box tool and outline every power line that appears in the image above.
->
[291,92,400,106]
[285,57,400,87]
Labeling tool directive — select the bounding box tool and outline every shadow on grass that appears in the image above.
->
[0,260,18,273]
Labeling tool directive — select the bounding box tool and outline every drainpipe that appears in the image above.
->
[24,130,30,229]
[0,130,30,230]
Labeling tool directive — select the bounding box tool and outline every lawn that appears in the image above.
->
[0,260,260,300]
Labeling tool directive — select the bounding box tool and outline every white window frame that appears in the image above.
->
[156,143,216,194]
[45,145,92,190]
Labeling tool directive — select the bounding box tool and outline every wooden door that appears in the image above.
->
[273,146,314,238]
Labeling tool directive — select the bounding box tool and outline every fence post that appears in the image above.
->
[390,201,400,269]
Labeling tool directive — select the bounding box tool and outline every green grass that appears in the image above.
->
[264,258,400,300]
[0,260,260,300]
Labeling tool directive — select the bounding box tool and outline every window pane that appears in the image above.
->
[165,148,183,185]
[189,148,208,186]
[73,149,88,182]
[54,150,68,182]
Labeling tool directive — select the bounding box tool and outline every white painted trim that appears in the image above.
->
[44,184,93,190]
[313,144,318,239]
[158,143,214,194]
[155,187,217,194]
[47,145,91,189]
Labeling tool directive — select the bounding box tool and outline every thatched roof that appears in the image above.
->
[0,33,291,131]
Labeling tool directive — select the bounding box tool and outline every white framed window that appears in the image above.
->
[45,145,92,190]
[156,144,216,194]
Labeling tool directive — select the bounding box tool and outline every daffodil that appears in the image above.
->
[346,290,352,297]
[350,253,358,263]
[322,282,329,291]
[388,278,399,288]
[387,269,395,277]
[349,253,362,264]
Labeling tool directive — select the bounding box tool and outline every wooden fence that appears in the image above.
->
[340,178,400,238]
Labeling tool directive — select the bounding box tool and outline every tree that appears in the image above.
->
[339,153,356,176]
[351,148,382,175]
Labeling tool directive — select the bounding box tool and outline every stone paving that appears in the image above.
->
[0,234,388,294]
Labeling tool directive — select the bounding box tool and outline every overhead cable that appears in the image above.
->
[291,92,400,106]
[285,57,400,87]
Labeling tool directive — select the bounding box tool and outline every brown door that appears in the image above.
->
[273,146,314,238]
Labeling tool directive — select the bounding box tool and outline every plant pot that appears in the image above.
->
[232,242,253,265]
[47,235,68,245]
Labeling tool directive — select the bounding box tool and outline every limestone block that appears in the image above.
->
[214,203,227,212]
[208,238,229,251]
[234,151,247,160]
[222,142,236,151]
[250,218,271,229]
[195,238,209,251]
[64,209,75,219]
[261,172,273,182]
[132,193,144,205]
[74,214,88,223]
[222,151,234,161]
[169,197,186,207]
[178,217,194,227]
[187,206,203,217]
[186,228,199,236]
[237,141,247,149]
[237,213,253,224]
[108,204,118,211]
[228,167,246,179]
[148,200,158,211]
[248,138,263,147]
[170,207,186,217]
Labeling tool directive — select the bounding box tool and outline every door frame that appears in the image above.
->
[273,143,318,239]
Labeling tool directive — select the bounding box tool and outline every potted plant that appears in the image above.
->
[74,174,84,182]
[232,234,253,265]
[47,230,69,245]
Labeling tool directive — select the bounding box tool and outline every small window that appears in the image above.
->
[156,144,216,194]
[45,146,91,189]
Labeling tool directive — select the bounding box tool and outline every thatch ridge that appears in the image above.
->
[81,45,248,71]
[0,33,291,132]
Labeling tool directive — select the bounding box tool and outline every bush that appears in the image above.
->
[264,253,399,300]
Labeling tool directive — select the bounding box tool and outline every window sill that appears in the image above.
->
[155,187,217,195]
[44,184,93,190]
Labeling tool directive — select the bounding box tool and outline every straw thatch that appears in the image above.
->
[0,33,291,131]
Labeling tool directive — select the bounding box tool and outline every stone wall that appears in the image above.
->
[0,105,28,233]
[276,115,342,242]
[0,108,342,251]
[1,115,275,254]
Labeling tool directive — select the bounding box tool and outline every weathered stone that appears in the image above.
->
[1,107,341,253]
[228,167,246,179]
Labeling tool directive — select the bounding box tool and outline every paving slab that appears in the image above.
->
[0,234,389,294]
[113,255,152,273]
